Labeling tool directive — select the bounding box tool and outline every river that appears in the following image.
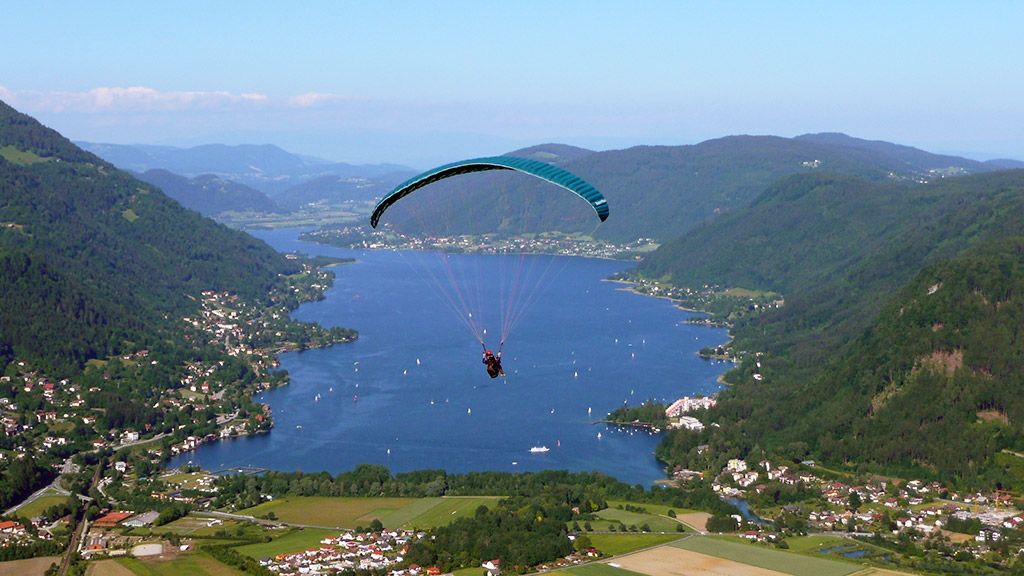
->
[171,228,730,485]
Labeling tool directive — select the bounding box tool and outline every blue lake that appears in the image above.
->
[172,228,730,485]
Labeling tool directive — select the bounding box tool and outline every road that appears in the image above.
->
[107,431,169,451]
[216,411,239,426]
[4,431,168,517]
[3,461,73,517]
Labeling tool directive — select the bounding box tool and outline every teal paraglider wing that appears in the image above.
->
[370,156,609,228]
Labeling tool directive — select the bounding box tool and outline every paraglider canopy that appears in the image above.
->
[370,156,609,228]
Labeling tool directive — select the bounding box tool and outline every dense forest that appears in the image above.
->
[212,465,738,517]
[646,168,1024,486]
[403,504,573,572]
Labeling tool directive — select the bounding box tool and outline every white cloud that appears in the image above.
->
[4,86,271,113]
[287,91,345,108]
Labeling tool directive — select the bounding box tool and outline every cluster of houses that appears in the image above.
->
[0,519,40,547]
[257,528,603,576]
[704,457,1024,556]
[665,396,716,432]
[0,367,83,461]
[0,353,170,465]
[311,226,657,260]
[257,529,425,575]
[712,459,759,493]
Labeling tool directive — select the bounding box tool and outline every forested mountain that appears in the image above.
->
[648,169,1024,485]
[0,100,296,375]
[799,237,1024,484]
[504,142,595,164]
[135,169,282,216]
[79,141,416,196]
[792,132,994,173]
[385,135,1004,243]
[795,133,1024,171]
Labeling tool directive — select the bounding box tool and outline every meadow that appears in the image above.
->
[671,537,860,576]
[240,495,503,529]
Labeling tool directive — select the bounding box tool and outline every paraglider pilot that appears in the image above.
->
[482,349,504,378]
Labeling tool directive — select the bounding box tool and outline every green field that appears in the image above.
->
[721,287,778,299]
[672,537,860,576]
[116,553,244,576]
[391,496,502,528]
[239,495,501,529]
[605,501,694,518]
[234,528,336,559]
[0,145,50,166]
[587,534,684,556]
[242,496,418,527]
[13,494,68,519]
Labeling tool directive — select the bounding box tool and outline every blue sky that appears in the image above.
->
[3,1,1022,166]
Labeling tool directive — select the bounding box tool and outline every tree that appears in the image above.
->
[848,491,862,511]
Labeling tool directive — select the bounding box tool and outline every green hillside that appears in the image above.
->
[385,135,998,243]
[805,237,1024,483]
[0,99,296,375]
[135,169,282,216]
[648,169,1024,485]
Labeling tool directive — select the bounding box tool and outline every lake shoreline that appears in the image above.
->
[174,229,732,486]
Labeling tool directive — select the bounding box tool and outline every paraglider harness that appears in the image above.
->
[482,343,505,379]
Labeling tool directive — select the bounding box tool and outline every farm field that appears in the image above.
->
[379,495,502,528]
[673,513,710,532]
[239,495,501,529]
[671,537,860,576]
[115,553,245,576]
[0,556,60,576]
[563,562,650,576]
[86,559,136,576]
[588,534,684,556]
[234,528,336,559]
[612,545,786,576]
[241,496,418,527]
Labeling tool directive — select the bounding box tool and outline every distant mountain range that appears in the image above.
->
[383,133,1018,243]
[82,135,1021,242]
[77,141,417,198]
[134,169,283,216]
